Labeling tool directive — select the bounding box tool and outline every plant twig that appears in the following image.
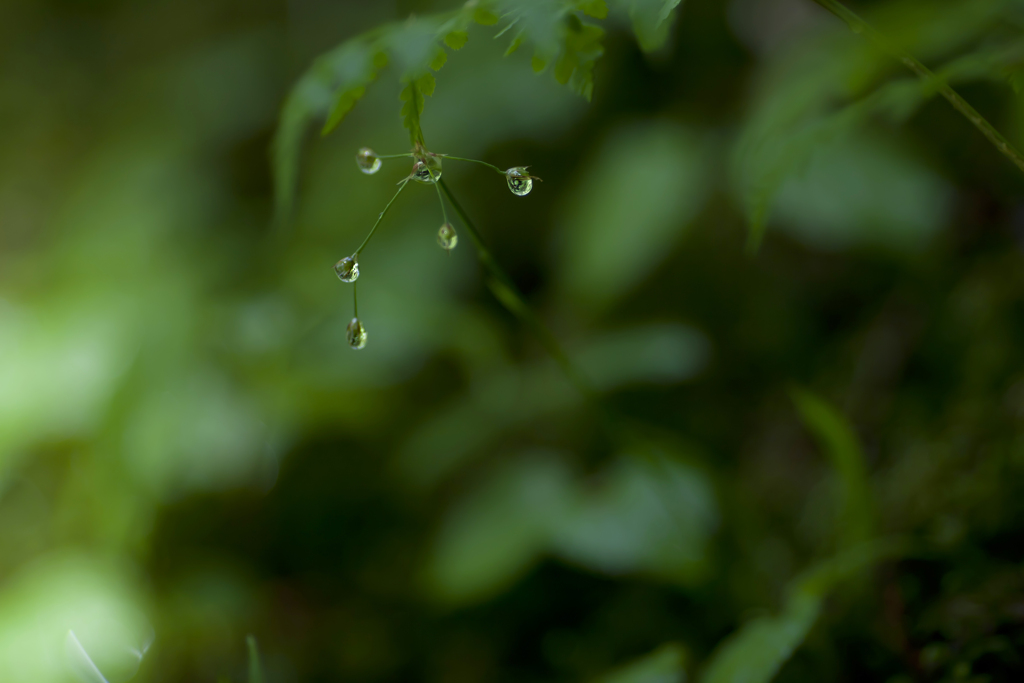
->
[811,0,1024,176]
[438,178,595,398]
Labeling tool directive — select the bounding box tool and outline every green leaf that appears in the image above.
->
[473,7,500,25]
[430,47,448,71]
[576,0,610,20]
[699,542,906,683]
[557,123,710,315]
[791,388,872,550]
[619,0,683,52]
[320,45,387,136]
[597,643,687,683]
[400,73,435,146]
[425,455,575,605]
[247,635,263,683]
[506,33,525,56]
[733,0,1017,251]
[531,53,547,73]
[443,30,469,50]
[552,445,717,584]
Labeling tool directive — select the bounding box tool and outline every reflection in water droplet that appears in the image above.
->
[334,256,359,282]
[506,167,533,196]
[412,156,442,184]
[346,318,367,349]
[356,148,382,174]
[437,223,458,251]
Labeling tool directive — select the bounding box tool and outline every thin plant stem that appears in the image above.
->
[437,178,595,398]
[376,153,414,159]
[353,278,359,318]
[355,179,409,255]
[811,0,1024,176]
[439,155,507,175]
[430,171,449,225]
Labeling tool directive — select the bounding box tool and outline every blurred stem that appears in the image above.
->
[811,0,1024,176]
[437,179,595,398]
[353,278,359,318]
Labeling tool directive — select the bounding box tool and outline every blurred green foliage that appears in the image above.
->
[2,0,1024,682]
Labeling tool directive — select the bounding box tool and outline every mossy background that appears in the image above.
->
[1,0,1023,682]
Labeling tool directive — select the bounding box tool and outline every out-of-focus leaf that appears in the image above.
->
[597,643,688,683]
[0,553,148,683]
[557,123,710,316]
[320,45,388,136]
[733,0,1014,250]
[444,30,469,50]
[699,541,906,683]
[424,454,575,605]
[791,388,873,549]
[769,131,951,251]
[121,369,270,498]
[400,74,436,146]
[577,0,610,20]
[576,324,709,391]
[396,324,709,488]
[616,0,684,52]
[247,636,263,683]
[553,445,717,584]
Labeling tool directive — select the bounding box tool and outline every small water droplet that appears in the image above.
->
[334,256,359,282]
[505,167,533,196]
[346,317,367,349]
[437,223,458,251]
[412,156,442,184]
[356,148,382,175]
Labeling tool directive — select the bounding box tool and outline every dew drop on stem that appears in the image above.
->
[437,223,458,251]
[505,167,533,196]
[334,256,359,282]
[346,317,367,349]
[356,147,382,175]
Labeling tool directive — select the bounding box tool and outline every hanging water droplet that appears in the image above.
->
[356,148,382,175]
[437,222,458,251]
[334,255,359,282]
[505,167,533,196]
[412,156,442,184]
[346,317,367,349]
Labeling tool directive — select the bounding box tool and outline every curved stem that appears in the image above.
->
[355,179,409,256]
[811,0,1024,176]
[438,178,595,398]
[440,155,507,175]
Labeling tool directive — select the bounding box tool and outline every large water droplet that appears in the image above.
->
[505,167,533,196]
[437,223,458,251]
[412,156,442,184]
[356,148,382,175]
[334,256,359,282]
[346,317,367,349]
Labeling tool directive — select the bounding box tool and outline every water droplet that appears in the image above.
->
[412,156,442,184]
[505,167,533,196]
[356,148,382,175]
[346,317,367,349]
[437,223,458,251]
[334,256,359,282]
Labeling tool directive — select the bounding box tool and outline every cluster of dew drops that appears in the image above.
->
[335,146,538,350]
